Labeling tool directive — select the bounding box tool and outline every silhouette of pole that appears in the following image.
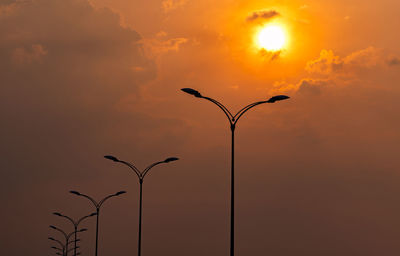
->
[49,237,65,256]
[69,191,126,256]
[53,212,97,256]
[181,88,289,256]
[49,225,87,256]
[104,155,179,256]
[50,237,80,256]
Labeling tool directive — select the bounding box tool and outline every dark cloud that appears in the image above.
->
[387,56,400,66]
[297,79,328,95]
[246,10,279,22]
[0,1,186,255]
[259,48,281,61]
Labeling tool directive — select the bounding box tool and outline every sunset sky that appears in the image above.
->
[1,0,400,255]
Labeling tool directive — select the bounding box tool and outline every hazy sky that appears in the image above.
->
[1,0,400,255]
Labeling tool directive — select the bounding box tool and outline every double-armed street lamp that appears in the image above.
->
[181,88,289,256]
[49,226,87,256]
[69,190,126,256]
[104,155,179,256]
[53,212,97,256]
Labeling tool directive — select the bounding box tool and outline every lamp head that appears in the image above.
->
[266,95,290,103]
[181,88,202,98]
[69,190,81,196]
[115,191,127,196]
[53,212,62,217]
[164,157,179,163]
[78,228,88,232]
[104,155,119,162]
[49,225,57,230]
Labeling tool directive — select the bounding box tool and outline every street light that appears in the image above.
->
[49,237,65,256]
[53,212,96,256]
[49,226,87,256]
[69,190,126,256]
[181,88,289,256]
[104,155,179,256]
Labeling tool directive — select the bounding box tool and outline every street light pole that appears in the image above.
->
[49,237,65,256]
[69,190,126,256]
[181,88,289,256]
[49,226,87,256]
[53,212,97,256]
[104,155,179,256]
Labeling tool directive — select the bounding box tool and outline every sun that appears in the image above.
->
[256,24,287,51]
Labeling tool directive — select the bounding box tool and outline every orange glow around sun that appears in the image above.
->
[255,24,288,51]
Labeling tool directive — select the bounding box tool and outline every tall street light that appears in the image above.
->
[69,190,126,256]
[53,212,97,256]
[49,225,87,256]
[104,155,179,256]
[181,88,289,256]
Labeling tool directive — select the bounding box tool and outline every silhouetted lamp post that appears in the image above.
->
[69,190,126,256]
[49,226,87,256]
[181,88,289,256]
[53,212,96,256]
[104,155,179,256]
[49,237,65,255]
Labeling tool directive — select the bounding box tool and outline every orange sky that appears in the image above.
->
[1,0,400,256]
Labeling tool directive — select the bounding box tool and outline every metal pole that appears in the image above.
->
[74,226,77,256]
[138,179,143,256]
[95,208,100,256]
[65,237,69,256]
[230,125,235,256]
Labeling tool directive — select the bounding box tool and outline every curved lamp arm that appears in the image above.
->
[49,237,64,248]
[67,239,80,245]
[143,157,179,178]
[49,225,67,239]
[119,160,141,179]
[142,161,164,178]
[104,155,141,179]
[77,212,97,226]
[233,101,268,125]
[202,96,234,123]
[53,212,76,226]
[51,246,63,252]
[181,87,233,124]
[78,193,98,208]
[67,229,87,240]
[98,191,126,207]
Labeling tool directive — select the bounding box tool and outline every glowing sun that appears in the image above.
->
[256,25,287,51]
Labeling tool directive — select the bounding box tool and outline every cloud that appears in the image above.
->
[162,0,186,12]
[274,47,389,94]
[305,49,343,74]
[0,0,159,188]
[387,57,400,66]
[11,44,47,65]
[259,48,281,61]
[297,78,330,95]
[343,46,381,68]
[270,78,331,95]
[246,10,280,22]
[306,47,382,75]
[143,37,188,58]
